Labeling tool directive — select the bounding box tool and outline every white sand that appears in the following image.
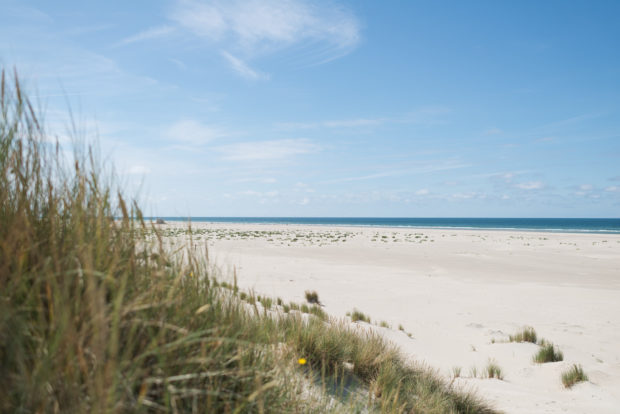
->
[161,222,620,413]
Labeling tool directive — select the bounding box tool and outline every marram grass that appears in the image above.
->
[508,326,537,344]
[0,69,498,413]
[561,364,588,388]
[533,343,564,364]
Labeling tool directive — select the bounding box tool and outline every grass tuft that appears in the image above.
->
[304,290,320,304]
[534,343,564,363]
[509,326,537,343]
[486,360,504,380]
[350,309,371,323]
[561,364,588,388]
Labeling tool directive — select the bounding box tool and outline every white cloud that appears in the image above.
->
[605,186,619,192]
[415,189,429,195]
[165,119,225,145]
[275,107,450,131]
[116,25,176,46]
[516,181,544,190]
[451,192,478,199]
[217,138,319,160]
[239,190,279,198]
[275,117,383,130]
[172,0,359,49]
[326,161,469,183]
[234,177,277,183]
[322,118,383,128]
[221,51,268,80]
[170,0,361,73]
[169,58,187,70]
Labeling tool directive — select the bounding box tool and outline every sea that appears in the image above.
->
[152,217,620,234]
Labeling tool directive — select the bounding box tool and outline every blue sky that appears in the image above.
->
[1,0,619,217]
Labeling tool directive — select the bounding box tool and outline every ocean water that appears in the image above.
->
[153,217,620,234]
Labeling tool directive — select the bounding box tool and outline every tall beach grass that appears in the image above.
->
[0,69,498,413]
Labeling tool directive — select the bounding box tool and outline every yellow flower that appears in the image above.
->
[190,271,194,277]
[297,358,307,365]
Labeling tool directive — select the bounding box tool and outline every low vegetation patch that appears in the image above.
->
[561,364,588,388]
[486,361,504,380]
[534,343,564,363]
[349,309,371,323]
[304,290,320,304]
[308,305,328,321]
[509,326,537,343]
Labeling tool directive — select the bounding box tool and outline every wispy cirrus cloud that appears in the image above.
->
[165,119,227,145]
[221,51,268,80]
[170,0,360,52]
[516,181,544,190]
[324,160,470,183]
[167,0,360,78]
[216,138,320,160]
[275,117,385,130]
[115,25,176,46]
[275,107,450,131]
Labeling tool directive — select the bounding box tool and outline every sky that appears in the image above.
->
[1,0,619,217]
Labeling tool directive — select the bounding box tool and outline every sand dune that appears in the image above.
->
[162,222,620,413]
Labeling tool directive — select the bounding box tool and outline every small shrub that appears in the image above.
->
[398,324,404,331]
[509,326,537,343]
[276,297,283,306]
[379,320,391,329]
[289,302,299,311]
[561,364,588,388]
[239,292,247,300]
[534,343,563,363]
[350,309,371,323]
[469,366,478,378]
[282,304,290,313]
[486,360,503,380]
[300,304,310,313]
[304,290,320,304]
[452,366,462,378]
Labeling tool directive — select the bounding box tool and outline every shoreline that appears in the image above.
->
[153,219,620,235]
[159,219,620,237]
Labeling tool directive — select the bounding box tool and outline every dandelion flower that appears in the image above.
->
[298,358,307,365]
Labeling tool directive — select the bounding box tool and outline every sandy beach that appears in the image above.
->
[160,221,620,413]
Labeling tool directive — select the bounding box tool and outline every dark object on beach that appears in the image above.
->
[305,290,320,304]
[156,218,166,224]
